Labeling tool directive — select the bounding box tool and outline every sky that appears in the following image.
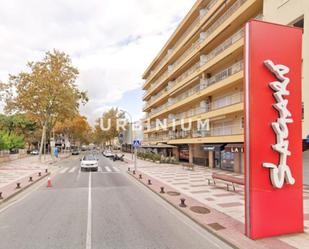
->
[0,0,196,125]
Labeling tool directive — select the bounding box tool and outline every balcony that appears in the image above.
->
[144,0,248,98]
[143,0,220,88]
[168,91,243,124]
[148,60,243,118]
[144,26,244,104]
[147,122,243,142]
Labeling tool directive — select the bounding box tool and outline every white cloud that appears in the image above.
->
[0,0,196,124]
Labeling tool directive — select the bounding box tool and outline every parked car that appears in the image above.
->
[72,149,80,155]
[30,149,39,155]
[113,154,124,161]
[80,155,98,171]
[103,150,114,158]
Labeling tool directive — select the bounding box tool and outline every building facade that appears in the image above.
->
[142,0,307,173]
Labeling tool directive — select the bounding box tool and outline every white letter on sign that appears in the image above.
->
[262,60,295,188]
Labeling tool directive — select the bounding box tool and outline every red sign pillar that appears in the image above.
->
[244,20,303,239]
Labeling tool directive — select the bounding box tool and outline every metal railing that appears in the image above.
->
[148,60,243,117]
[167,91,243,124]
[144,27,244,105]
[144,0,219,87]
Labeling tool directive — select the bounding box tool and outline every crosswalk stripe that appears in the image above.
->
[105,166,111,172]
[69,167,76,173]
[60,167,69,174]
[112,166,120,172]
[98,167,103,172]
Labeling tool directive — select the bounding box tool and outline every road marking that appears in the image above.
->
[59,167,69,174]
[86,172,92,249]
[76,168,81,181]
[68,167,76,173]
[112,166,120,172]
[105,166,111,172]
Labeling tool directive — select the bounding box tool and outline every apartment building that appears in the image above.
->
[142,0,307,173]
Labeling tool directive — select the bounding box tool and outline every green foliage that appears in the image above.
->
[0,132,25,150]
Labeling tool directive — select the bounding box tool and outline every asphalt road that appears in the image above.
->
[0,153,232,249]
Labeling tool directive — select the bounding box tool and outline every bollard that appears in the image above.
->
[148,179,152,185]
[139,174,142,179]
[133,170,136,175]
[0,192,3,199]
[38,172,42,177]
[179,198,187,208]
[29,176,33,182]
[45,169,48,173]
[128,167,130,172]
[16,183,21,189]
[160,187,165,194]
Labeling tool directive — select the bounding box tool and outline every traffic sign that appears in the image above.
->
[133,139,141,147]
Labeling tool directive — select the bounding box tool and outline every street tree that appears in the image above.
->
[54,115,92,146]
[2,50,88,158]
[95,108,125,146]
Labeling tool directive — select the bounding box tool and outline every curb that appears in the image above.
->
[0,172,51,205]
[127,171,239,249]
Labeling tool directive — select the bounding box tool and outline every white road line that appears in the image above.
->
[105,166,111,172]
[98,166,103,172]
[59,167,69,174]
[76,168,81,181]
[86,172,92,249]
[112,166,120,172]
[68,167,76,173]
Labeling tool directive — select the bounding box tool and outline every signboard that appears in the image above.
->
[133,139,141,148]
[244,20,303,239]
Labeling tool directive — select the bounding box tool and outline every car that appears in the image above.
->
[80,155,98,171]
[72,149,80,155]
[30,149,39,155]
[103,150,114,158]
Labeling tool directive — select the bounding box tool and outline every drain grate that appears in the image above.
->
[166,191,180,196]
[207,223,226,231]
[190,206,210,214]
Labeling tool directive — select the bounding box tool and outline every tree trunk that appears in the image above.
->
[39,124,46,161]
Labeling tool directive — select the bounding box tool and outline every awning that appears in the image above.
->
[201,144,225,151]
[225,143,244,153]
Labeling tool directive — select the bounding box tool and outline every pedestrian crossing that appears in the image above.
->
[58,166,121,174]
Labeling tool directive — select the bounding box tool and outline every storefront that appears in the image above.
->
[222,143,244,173]
[178,144,189,162]
[201,144,225,169]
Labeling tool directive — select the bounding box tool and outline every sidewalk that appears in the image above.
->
[124,153,309,249]
[0,153,70,202]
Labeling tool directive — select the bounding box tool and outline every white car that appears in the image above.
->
[30,149,39,155]
[103,150,114,158]
[80,155,99,171]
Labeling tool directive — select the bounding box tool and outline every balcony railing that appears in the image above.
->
[144,0,219,87]
[144,26,244,103]
[148,60,243,117]
[168,124,243,140]
[167,91,243,124]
